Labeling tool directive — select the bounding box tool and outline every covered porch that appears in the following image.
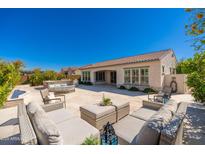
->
[93,70,117,85]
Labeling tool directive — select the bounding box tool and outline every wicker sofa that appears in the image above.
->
[18,102,100,145]
[113,100,188,145]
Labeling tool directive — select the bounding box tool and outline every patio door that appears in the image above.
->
[110,71,116,84]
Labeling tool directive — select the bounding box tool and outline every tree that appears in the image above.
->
[185,8,205,52]
[181,9,205,103]
[43,70,57,81]
[12,60,24,71]
[56,73,66,80]
[0,60,23,107]
[29,68,44,86]
[185,52,205,103]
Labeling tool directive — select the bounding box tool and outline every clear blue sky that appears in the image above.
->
[0,9,195,71]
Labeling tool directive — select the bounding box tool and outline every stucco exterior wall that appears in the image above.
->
[160,51,177,86]
[164,74,188,94]
[80,60,162,89]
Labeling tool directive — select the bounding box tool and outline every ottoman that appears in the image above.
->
[80,102,130,130]
[80,104,116,130]
[112,102,130,121]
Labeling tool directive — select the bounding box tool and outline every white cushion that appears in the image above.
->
[46,109,76,124]
[47,92,57,104]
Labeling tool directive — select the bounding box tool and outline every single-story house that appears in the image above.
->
[61,67,81,76]
[79,49,177,90]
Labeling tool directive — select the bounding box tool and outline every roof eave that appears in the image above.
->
[79,58,159,70]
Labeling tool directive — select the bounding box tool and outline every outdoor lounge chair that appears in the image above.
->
[18,102,100,145]
[148,86,172,103]
[40,88,66,108]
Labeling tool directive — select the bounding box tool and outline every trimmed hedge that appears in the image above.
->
[143,88,157,94]
[79,81,93,85]
[118,85,126,89]
[128,87,139,91]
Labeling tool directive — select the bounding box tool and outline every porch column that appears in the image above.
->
[90,71,95,83]
[139,68,141,85]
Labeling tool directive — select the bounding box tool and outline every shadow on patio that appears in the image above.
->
[78,85,147,97]
[183,104,205,145]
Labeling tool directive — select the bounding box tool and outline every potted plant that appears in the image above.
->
[82,135,100,145]
[100,93,112,106]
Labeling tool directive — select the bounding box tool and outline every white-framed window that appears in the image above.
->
[132,68,139,84]
[124,67,149,85]
[140,68,149,85]
[82,71,90,82]
[124,69,131,83]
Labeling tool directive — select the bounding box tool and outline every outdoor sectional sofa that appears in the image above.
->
[80,100,187,145]
[113,100,188,145]
[18,102,100,145]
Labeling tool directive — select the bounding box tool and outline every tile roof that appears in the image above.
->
[80,49,173,70]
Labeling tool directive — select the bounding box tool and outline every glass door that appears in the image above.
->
[110,71,116,84]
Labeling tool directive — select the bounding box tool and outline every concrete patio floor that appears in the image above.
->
[0,84,204,145]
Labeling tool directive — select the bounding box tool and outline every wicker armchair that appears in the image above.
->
[148,86,172,104]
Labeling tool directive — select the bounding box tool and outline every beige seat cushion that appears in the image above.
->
[130,108,157,121]
[113,116,146,144]
[80,104,115,119]
[31,111,63,145]
[46,109,77,124]
[132,108,172,145]
[26,102,63,145]
[56,117,100,145]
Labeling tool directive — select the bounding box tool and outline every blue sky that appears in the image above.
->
[0,9,195,71]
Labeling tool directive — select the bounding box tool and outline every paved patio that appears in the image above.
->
[0,84,204,145]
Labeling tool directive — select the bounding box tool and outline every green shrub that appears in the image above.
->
[176,52,205,103]
[129,87,139,91]
[119,85,126,89]
[80,81,93,85]
[43,70,57,81]
[82,135,100,145]
[85,81,93,85]
[143,88,157,94]
[29,69,44,86]
[0,60,23,107]
[56,73,66,80]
